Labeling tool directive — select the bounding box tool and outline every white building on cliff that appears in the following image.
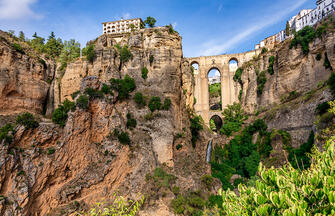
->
[102,18,144,35]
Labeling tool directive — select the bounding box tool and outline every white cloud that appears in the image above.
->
[0,0,41,20]
[200,0,308,56]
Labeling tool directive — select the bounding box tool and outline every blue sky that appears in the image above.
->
[0,0,315,57]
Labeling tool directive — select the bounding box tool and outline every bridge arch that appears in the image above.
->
[209,115,223,132]
[191,61,200,72]
[208,67,222,111]
[228,58,238,72]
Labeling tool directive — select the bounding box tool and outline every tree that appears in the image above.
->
[19,31,25,41]
[286,21,290,36]
[44,32,64,57]
[144,16,157,28]
[59,39,81,65]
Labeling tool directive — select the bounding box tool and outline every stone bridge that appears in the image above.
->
[185,49,260,126]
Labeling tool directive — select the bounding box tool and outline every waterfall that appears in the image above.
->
[206,140,213,163]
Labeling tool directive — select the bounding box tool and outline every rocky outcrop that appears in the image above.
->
[0,31,55,117]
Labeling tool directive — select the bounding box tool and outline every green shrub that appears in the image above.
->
[316,23,327,38]
[52,99,76,127]
[268,56,275,75]
[209,83,221,98]
[201,175,213,190]
[126,113,137,130]
[115,45,132,65]
[71,91,80,100]
[162,98,171,110]
[328,72,335,97]
[166,24,177,34]
[171,195,186,214]
[324,52,332,70]
[290,26,315,54]
[141,67,148,79]
[176,144,183,150]
[319,111,334,123]
[316,53,322,61]
[315,101,331,115]
[217,135,335,216]
[144,16,157,28]
[118,131,131,145]
[110,75,136,101]
[16,113,39,129]
[261,47,267,54]
[84,88,103,99]
[11,43,25,54]
[190,115,203,147]
[82,44,95,63]
[233,68,243,85]
[148,96,161,112]
[257,71,267,96]
[101,84,113,95]
[288,131,314,169]
[47,148,55,155]
[172,186,180,195]
[220,121,242,137]
[76,95,89,109]
[0,124,14,145]
[149,55,154,66]
[133,92,146,107]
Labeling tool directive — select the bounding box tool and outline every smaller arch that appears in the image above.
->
[209,115,223,132]
[191,61,199,71]
[228,58,238,72]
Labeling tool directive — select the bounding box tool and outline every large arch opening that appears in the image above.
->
[229,58,238,72]
[208,68,221,111]
[191,62,199,74]
[209,115,223,132]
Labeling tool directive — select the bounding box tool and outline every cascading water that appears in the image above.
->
[206,140,213,163]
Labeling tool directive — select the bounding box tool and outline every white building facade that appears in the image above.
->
[102,18,144,35]
[255,0,335,50]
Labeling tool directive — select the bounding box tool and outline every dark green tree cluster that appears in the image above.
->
[209,83,221,98]
[11,43,25,54]
[257,70,267,96]
[288,131,314,169]
[126,113,137,130]
[115,44,132,68]
[110,75,136,101]
[220,103,247,137]
[141,67,148,79]
[144,17,157,28]
[85,87,104,99]
[133,92,146,108]
[148,96,171,112]
[112,128,131,145]
[52,99,76,127]
[233,68,243,85]
[82,44,96,63]
[76,95,89,109]
[0,124,14,145]
[16,112,39,129]
[268,56,275,75]
[166,24,177,34]
[290,26,315,54]
[190,115,203,147]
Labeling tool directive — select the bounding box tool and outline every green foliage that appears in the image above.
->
[288,131,314,169]
[82,44,96,63]
[257,71,267,96]
[316,22,328,38]
[268,56,275,75]
[44,32,64,57]
[285,21,290,36]
[149,55,154,66]
[59,39,80,67]
[324,52,332,70]
[19,31,25,41]
[220,121,242,137]
[315,101,331,115]
[71,91,80,100]
[101,84,113,95]
[210,119,216,131]
[110,75,136,101]
[11,43,25,54]
[209,83,221,98]
[47,148,55,155]
[148,96,161,112]
[328,72,335,97]
[52,99,76,127]
[201,175,213,190]
[171,192,206,215]
[141,67,148,79]
[166,24,177,34]
[113,129,131,145]
[220,103,247,137]
[162,98,171,110]
[16,113,39,129]
[76,95,89,110]
[261,47,268,54]
[233,68,243,85]
[316,53,322,61]
[0,124,14,145]
[126,113,137,130]
[190,115,203,147]
[115,44,132,65]
[29,32,46,54]
[281,91,300,103]
[133,92,146,107]
[144,16,157,28]
[176,144,183,150]
[290,26,316,54]
[83,194,144,216]
[217,136,335,216]
[85,88,104,99]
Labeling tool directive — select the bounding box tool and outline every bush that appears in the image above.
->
[166,24,177,34]
[52,99,76,127]
[209,83,221,98]
[101,84,113,95]
[162,98,171,110]
[133,92,146,107]
[149,55,154,66]
[126,113,137,130]
[47,148,55,155]
[176,144,183,150]
[0,124,14,145]
[71,91,80,100]
[110,75,136,101]
[190,115,203,147]
[171,195,186,214]
[201,175,213,190]
[257,71,267,96]
[82,44,95,63]
[290,26,315,54]
[233,68,243,85]
[261,47,268,54]
[217,136,335,216]
[328,72,335,97]
[315,101,331,115]
[115,44,132,65]
[118,131,131,145]
[16,113,39,129]
[144,17,157,28]
[220,121,242,137]
[11,43,25,54]
[148,96,161,112]
[141,67,148,79]
[268,56,275,75]
[85,88,103,99]
[76,95,89,109]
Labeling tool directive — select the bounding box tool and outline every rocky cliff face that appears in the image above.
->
[0,28,213,216]
[0,31,55,118]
